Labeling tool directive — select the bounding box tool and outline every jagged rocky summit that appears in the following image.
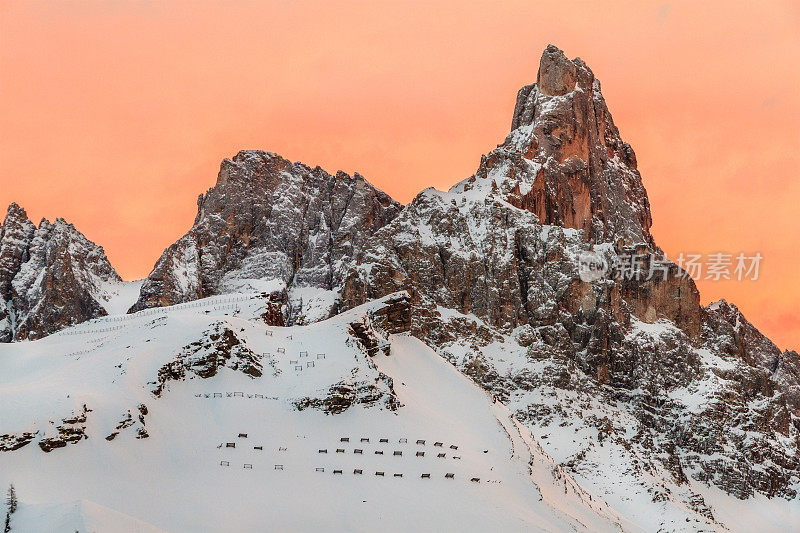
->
[341,44,700,340]
[0,203,120,341]
[336,44,800,503]
[508,44,654,246]
[129,151,401,321]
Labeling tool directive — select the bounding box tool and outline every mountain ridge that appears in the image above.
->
[1,44,798,531]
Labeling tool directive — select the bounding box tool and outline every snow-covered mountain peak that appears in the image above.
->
[337,45,800,525]
[215,150,380,192]
[2,202,32,227]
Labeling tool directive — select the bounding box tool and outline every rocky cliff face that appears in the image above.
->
[340,44,699,342]
[704,299,800,415]
[0,203,121,341]
[129,151,401,317]
[506,44,653,247]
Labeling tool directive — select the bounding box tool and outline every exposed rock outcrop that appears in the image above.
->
[105,404,150,441]
[349,316,389,357]
[294,377,399,415]
[0,431,37,452]
[371,292,412,334]
[152,324,263,396]
[38,405,90,452]
[704,299,800,416]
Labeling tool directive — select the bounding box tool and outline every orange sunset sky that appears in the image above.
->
[1,1,798,350]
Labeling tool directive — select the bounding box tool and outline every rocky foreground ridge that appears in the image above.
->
[3,44,799,524]
[0,203,120,341]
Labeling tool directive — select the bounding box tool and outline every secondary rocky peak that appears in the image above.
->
[703,299,783,370]
[215,150,287,186]
[0,204,120,341]
[0,203,36,300]
[131,150,401,314]
[3,202,30,224]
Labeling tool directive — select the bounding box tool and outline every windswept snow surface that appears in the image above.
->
[0,295,626,532]
[9,500,165,533]
[95,279,145,316]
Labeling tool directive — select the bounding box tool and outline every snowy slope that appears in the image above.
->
[0,294,628,532]
[10,500,165,533]
[429,311,800,532]
[94,279,146,316]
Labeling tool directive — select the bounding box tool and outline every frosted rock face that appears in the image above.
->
[130,151,401,313]
[507,44,652,246]
[703,300,784,371]
[704,299,800,413]
[0,203,36,300]
[0,204,121,341]
[341,44,698,339]
[0,204,36,341]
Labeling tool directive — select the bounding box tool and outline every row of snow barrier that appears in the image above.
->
[57,294,262,336]
[66,347,95,357]
[320,449,456,458]
[281,352,325,359]
[195,393,279,400]
[317,468,455,479]
[212,304,240,312]
[59,324,127,336]
[219,462,277,470]
[265,332,298,339]
[220,442,282,451]
[338,437,458,449]
[127,294,256,320]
